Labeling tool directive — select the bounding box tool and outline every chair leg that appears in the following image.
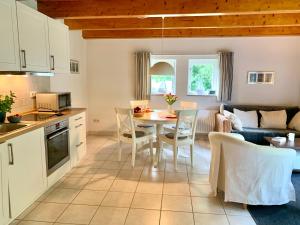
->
[190,144,194,167]
[131,144,136,168]
[173,145,178,170]
[118,140,122,161]
[149,139,153,163]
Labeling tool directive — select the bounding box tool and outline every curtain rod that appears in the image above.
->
[151,53,219,56]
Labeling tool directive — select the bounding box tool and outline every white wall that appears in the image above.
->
[86,37,300,132]
[50,30,88,108]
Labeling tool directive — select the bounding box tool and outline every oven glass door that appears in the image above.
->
[46,128,70,175]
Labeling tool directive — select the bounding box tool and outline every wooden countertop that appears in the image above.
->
[0,108,86,144]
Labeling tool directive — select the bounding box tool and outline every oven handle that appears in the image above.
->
[48,128,69,140]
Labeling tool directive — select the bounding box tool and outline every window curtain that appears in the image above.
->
[218,51,234,102]
[135,51,151,100]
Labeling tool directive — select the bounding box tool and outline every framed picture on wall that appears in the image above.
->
[247,71,274,84]
[70,60,79,74]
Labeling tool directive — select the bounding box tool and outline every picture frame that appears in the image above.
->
[70,60,79,74]
[247,71,274,84]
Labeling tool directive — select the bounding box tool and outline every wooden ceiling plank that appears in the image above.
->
[65,13,300,30]
[38,0,300,18]
[82,27,300,39]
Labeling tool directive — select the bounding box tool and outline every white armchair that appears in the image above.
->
[209,132,296,205]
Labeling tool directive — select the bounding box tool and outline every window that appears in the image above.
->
[187,57,219,96]
[150,58,176,95]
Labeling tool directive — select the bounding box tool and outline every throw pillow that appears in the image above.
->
[233,108,258,128]
[260,110,287,129]
[288,111,300,131]
[220,103,224,115]
[223,110,243,131]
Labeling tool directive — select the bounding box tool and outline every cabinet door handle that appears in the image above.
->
[50,55,55,70]
[75,117,82,121]
[8,143,14,165]
[76,142,83,148]
[75,124,83,129]
[21,50,27,68]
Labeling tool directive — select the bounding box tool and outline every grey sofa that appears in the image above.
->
[216,104,300,145]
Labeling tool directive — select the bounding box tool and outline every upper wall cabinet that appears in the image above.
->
[48,18,70,74]
[16,2,50,72]
[0,0,20,71]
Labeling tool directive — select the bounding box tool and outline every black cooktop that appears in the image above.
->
[21,113,64,121]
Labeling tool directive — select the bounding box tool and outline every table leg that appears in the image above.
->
[154,124,163,167]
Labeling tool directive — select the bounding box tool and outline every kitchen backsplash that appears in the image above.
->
[0,76,50,114]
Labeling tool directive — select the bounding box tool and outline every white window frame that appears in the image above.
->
[187,55,219,96]
[150,56,176,96]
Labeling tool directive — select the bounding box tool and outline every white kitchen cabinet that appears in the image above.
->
[0,0,20,71]
[0,142,8,225]
[16,2,50,72]
[48,18,70,74]
[4,128,46,219]
[69,112,87,167]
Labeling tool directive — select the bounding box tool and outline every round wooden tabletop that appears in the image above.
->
[134,110,177,125]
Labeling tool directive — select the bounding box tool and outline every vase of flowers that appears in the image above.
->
[0,91,16,123]
[164,93,178,114]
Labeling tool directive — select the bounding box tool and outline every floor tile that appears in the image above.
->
[188,174,209,184]
[160,211,194,225]
[163,183,191,196]
[25,202,68,222]
[140,171,164,182]
[136,182,163,194]
[90,207,129,225]
[93,169,120,179]
[59,177,90,189]
[194,213,229,225]
[57,204,97,224]
[17,202,39,219]
[17,221,52,225]
[165,172,189,183]
[101,192,134,207]
[227,215,256,225]
[190,184,213,197]
[192,197,225,214]
[117,170,142,180]
[44,188,80,203]
[72,190,106,205]
[125,209,160,225]
[110,180,138,192]
[222,202,251,216]
[131,193,162,210]
[84,178,113,191]
[102,161,124,170]
[162,195,192,212]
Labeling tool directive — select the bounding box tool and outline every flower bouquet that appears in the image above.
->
[164,93,178,113]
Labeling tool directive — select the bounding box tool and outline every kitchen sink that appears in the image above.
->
[0,123,29,135]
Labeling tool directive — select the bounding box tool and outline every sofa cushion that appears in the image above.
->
[260,110,287,129]
[231,127,300,145]
[223,110,243,131]
[233,108,258,128]
[288,111,300,131]
[223,104,299,126]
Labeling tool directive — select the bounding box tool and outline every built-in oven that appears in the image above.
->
[45,119,70,176]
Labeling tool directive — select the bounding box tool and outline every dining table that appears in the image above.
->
[133,110,177,163]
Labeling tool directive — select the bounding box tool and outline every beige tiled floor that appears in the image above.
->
[13,135,256,225]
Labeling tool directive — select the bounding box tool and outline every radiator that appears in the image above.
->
[196,110,218,133]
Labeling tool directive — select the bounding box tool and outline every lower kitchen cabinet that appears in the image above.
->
[69,112,87,167]
[2,128,47,221]
[0,143,8,225]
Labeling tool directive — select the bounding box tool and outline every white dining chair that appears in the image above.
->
[158,110,198,169]
[164,101,198,132]
[130,100,155,133]
[115,108,154,167]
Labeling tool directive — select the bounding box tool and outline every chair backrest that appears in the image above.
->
[174,110,198,140]
[130,100,149,110]
[115,108,136,139]
[180,101,198,110]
